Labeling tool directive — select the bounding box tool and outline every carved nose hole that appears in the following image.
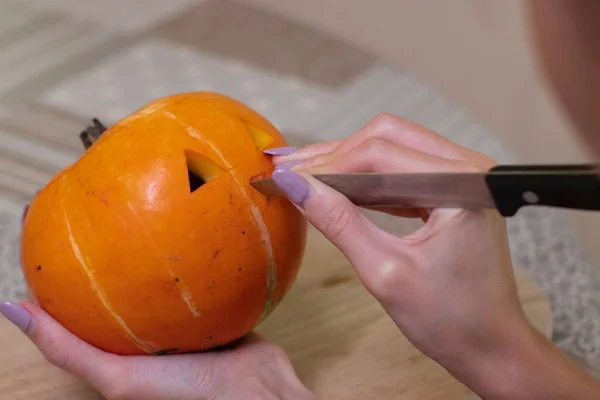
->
[184,149,225,193]
[188,169,206,192]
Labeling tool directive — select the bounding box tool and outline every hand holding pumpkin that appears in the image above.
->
[267,113,600,399]
[3,300,313,400]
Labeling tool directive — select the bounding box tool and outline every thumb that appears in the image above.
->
[0,301,119,390]
[271,168,388,266]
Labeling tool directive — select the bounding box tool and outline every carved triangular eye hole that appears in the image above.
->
[241,119,275,151]
[184,149,225,193]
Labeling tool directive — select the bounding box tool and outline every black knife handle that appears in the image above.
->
[485,164,600,217]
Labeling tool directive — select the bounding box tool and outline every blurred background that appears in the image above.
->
[1,0,600,376]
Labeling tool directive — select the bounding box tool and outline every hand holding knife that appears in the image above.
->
[251,163,600,217]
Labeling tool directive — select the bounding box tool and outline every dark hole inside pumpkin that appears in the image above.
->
[187,169,206,193]
[185,149,224,193]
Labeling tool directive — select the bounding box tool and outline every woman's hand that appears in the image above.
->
[266,113,600,399]
[0,301,313,400]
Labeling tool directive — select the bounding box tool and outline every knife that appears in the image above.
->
[250,164,600,217]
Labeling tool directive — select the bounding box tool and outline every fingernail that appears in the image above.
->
[0,302,31,332]
[263,147,298,156]
[277,160,303,170]
[22,204,29,224]
[272,169,309,206]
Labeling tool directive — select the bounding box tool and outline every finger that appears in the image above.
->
[297,114,495,169]
[294,139,475,222]
[365,206,431,221]
[6,302,120,390]
[267,140,341,165]
[271,169,418,303]
[299,138,481,175]
[341,113,496,165]
[271,168,394,268]
[268,113,495,171]
[274,147,431,220]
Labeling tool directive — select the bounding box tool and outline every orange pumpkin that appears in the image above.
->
[20,92,307,355]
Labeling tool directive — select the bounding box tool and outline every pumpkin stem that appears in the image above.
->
[80,118,107,149]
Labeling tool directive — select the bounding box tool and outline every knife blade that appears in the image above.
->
[250,163,600,217]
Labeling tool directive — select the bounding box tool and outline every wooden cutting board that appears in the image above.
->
[0,223,551,399]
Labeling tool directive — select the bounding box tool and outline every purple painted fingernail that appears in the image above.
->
[0,302,31,332]
[277,160,303,170]
[263,147,298,156]
[272,169,309,206]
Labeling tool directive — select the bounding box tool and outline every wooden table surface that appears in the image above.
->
[0,225,551,399]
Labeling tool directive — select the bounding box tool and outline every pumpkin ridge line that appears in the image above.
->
[60,177,159,354]
[179,120,278,323]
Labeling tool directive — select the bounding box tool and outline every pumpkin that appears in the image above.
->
[20,92,307,355]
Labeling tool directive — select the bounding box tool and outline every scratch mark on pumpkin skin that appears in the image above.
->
[123,201,201,318]
[62,195,159,354]
[183,124,278,320]
[169,271,201,317]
